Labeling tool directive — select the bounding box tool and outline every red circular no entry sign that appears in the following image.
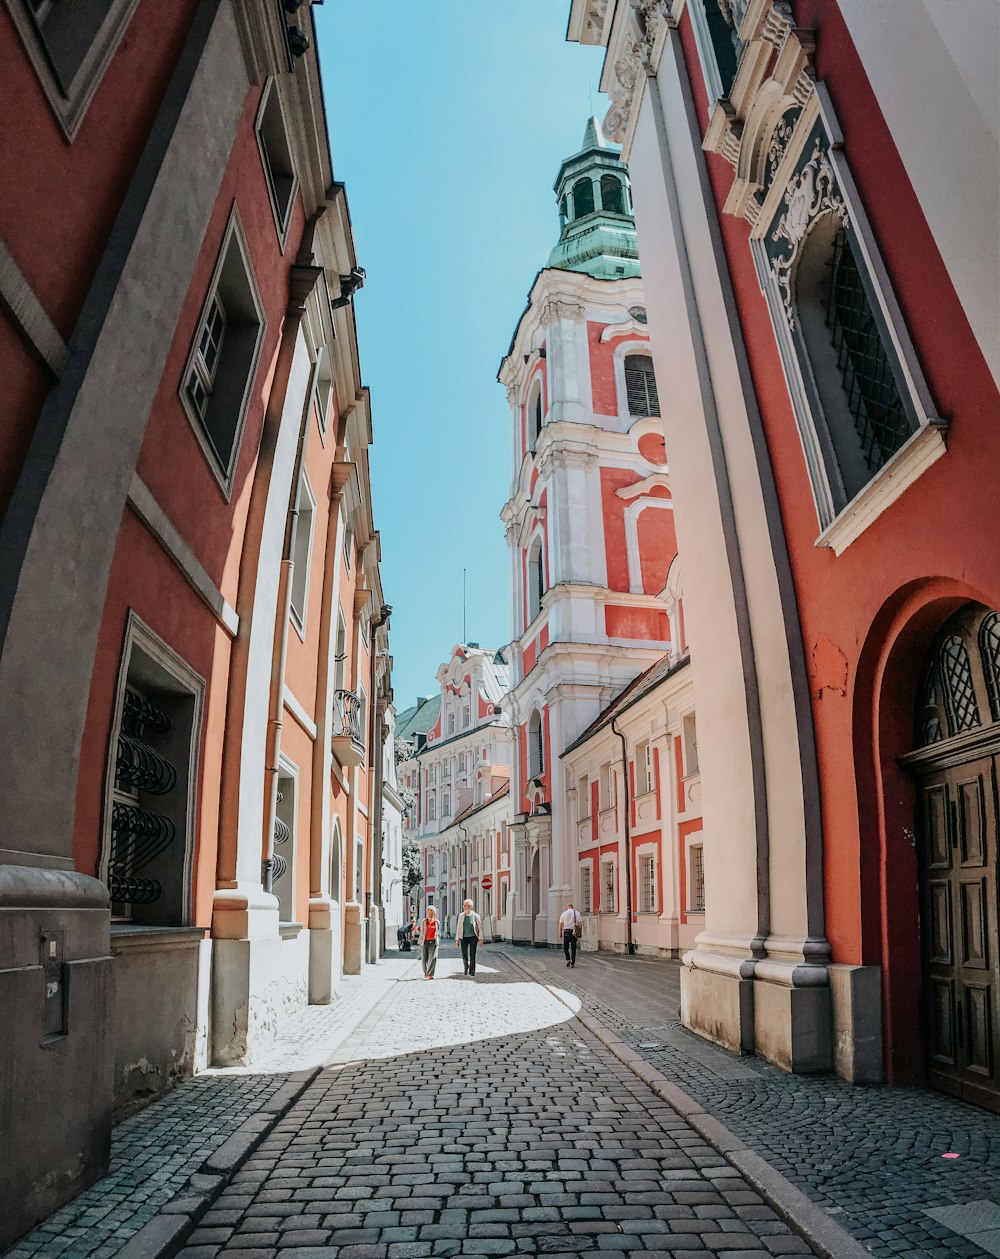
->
[481,876,493,890]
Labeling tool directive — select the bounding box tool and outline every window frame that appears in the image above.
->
[289,471,316,639]
[254,77,299,248]
[179,209,266,500]
[272,755,299,924]
[580,862,593,915]
[600,857,616,915]
[687,836,706,914]
[638,848,657,914]
[6,0,140,140]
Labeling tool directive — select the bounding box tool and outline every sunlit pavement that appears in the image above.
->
[163,945,814,1258]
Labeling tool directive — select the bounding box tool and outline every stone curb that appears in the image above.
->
[114,1066,321,1259]
[503,952,870,1259]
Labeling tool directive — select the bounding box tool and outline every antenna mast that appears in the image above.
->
[463,567,467,644]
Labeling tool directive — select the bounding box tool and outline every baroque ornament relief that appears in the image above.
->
[768,138,849,328]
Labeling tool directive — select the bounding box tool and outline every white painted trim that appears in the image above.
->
[4,0,140,140]
[0,238,69,378]
[684,0,725,121]
[616,472,671,500]
[274,752,299,923]
[815,423,948,556]
[612,339,659,423]
[623,497,674,595]
[684,831,706,915]
[289,469,317,638]
[636,843,659,914]
[282,685,317,741]
[127,474,240,637]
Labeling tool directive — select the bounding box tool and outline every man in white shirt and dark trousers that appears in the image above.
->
[559,902,581,968]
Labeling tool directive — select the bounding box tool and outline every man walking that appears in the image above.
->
[455,899,484,976]
[559,901,581,967]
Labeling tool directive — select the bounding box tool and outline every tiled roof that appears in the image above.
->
[395,694,441,741]
[560,653,691,757]
[448,780,511,828]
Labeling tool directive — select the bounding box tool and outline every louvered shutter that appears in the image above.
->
[624,355,660,417]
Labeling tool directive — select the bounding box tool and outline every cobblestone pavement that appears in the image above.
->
[5,958,417,1259]
[172,947,816,1258]
[511,946,1000,1258]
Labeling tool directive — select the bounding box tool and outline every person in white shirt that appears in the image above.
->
[558,902,581,968]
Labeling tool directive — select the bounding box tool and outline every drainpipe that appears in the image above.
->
[611,715,635,956]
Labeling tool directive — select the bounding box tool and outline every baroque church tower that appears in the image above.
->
[499,119,680,947]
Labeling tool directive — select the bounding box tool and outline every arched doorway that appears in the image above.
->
[903,602,1000,1112]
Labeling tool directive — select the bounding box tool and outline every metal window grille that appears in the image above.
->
[602,861,615,913]
[978,612,1000,721]
[640,854,656,913]
[581,869,593,915]
[823,229,911,475]
[918,663,945,746]
[690,845,705,912]
[624,355,660,417]
[110,688,177,909]
[940,634,981,735]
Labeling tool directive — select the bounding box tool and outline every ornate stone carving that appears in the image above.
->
[768,138,850,327]
[602,41,642,144]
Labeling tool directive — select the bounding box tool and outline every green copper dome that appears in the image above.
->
[547,116,640,280]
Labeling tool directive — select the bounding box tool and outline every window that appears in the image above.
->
[577,774,590,821]
[333,611,347,692]
[442,791,451,816]
[637,741,654,794]
[500,822,509,862]
[640,853,656,913]
[102,615,204,928]
[600,174,625,215]
[528,710,544,779]
[690,843,706,912]
[343,524,354,569]
[255,78,297,242]
[794,220,916,506]
[448,712,456,735]
[8,0,139,138]
[682,714,699,776]
[458,752,466,772]
[181,213,265,495]
[529,381,543,449]
[572,177,595,218]
[312,347,334,439]
[600,762,615,812]
[357,687,368,751]
[427,795,436,822]
[624,355,660,417]
[601,860,616,914]
[527,538,545,624]
[463,704,471,728]
[580,866,593,915]
[500,879,509,917]
[701,0,742,97]
[272,764,297,922]
[289,474,315,635]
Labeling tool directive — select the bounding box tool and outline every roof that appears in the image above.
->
[448,780,511,829]
[561,652,692,758]
[395,694,440,741]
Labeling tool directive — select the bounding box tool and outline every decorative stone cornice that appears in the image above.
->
[702,0,817,226]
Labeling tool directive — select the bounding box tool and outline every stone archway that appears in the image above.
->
[902,603,1000,1112]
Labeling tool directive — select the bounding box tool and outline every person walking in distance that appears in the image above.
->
[418,905,439,980]
[455,899,484,976]
[559,901,582,967]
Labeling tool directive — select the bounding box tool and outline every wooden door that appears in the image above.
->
[917,755,1000,1111]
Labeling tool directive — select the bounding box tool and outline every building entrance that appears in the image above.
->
[906,603,1000,1112]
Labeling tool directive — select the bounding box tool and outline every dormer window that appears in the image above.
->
[624,354,660,417]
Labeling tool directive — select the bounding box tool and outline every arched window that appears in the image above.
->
[794,217,916,505]
[600,174,625,215]
[559,195,569,225]
[624,354,660,417]
[572,177,594,218]
[979,612,1000,721]
[529,381,543,448]
[528,710,544,779]
[527,538,545,623]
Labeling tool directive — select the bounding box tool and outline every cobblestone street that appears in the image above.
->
[7,947,999,1259]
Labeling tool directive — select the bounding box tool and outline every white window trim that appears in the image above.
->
[685,0,727,121]
[750,88,948,555]
[274,753,299,923]
[637,844,658,915]
[289,471,317,640]
[6,0,140,140]
[312,345,334,442]
[254,77,299,248]
[178,208,266,501]
[579,861,593,916]
[686,832,706,915]
[612,340,658,423]
[600,857,617,915]
[623,497,674,595]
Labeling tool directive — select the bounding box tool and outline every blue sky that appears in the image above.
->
[315,4,606,710]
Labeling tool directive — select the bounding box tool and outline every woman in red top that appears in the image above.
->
[417,905,439,979]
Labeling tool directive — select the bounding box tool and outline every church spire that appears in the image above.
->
[547,115,640,280]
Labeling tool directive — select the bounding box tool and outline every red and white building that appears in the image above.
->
[396,643,512,931]
[500,120,702,953]
[0,1,393,1240]
[569,0,1000,1107]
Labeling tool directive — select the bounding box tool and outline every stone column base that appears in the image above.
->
[680,962,754,1055]
[753,978,832,1073]
[343,900,363,974]
[0,866,113,1250]
[308,897,343,1004]
[829,963,883,1083]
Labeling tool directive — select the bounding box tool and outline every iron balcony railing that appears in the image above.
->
[332,688,363,744]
